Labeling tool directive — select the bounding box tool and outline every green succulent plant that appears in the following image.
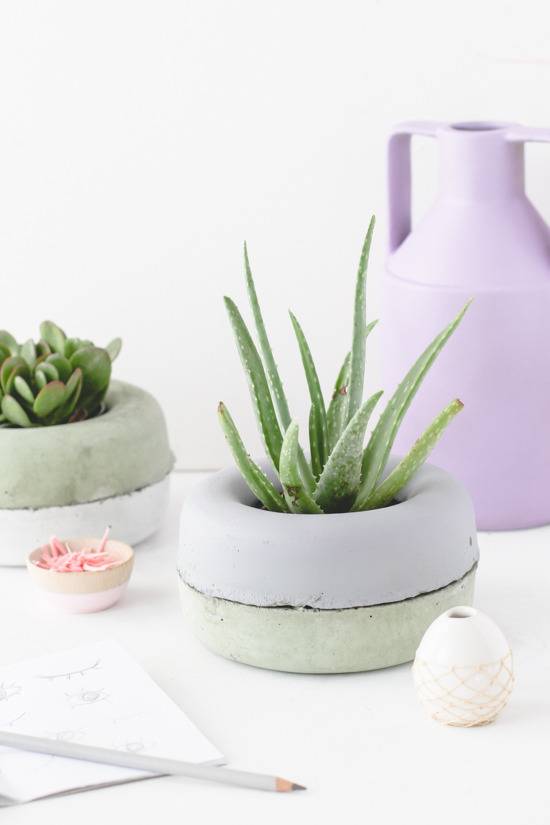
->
[0,321,122,428]
[219,217,469,513]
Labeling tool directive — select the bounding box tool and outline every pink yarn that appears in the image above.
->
[34,529,119,572]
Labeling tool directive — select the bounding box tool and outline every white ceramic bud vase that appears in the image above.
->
[413,606,514,727]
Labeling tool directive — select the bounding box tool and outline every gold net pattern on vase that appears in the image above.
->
[413,651,514,727]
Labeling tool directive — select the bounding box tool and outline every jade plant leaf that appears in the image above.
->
[106,337,122,362]
[33,381,67,419]
[36,362,59,383]
[279,421,324,514]
[20,339,37,368]
[360,399,464,510]
[2,395,33,427]
[46,353,72,383]
[218,402,288,512]
[315,391,383,513]
[39,321,67,355]
[0,331,19,356]
[224,297,283,469]
[1,356,29,395]
[70,347,111,397]
[13,375,35,405]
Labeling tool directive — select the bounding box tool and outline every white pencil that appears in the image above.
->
[0,729,305,793]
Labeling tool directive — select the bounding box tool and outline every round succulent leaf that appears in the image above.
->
[105,337,122,362]
[39,321,67,355]
[46,353,72,383]
[33,381,67,419]
[36,339,52,358]
[49,367,83,424]
[63,338,81,359]
[2,394,33,427]
[70,347,111,395]
[0,344,11,364]
[1,356,30,395]
[35,362,59,382]
[20,339,37,368]
[35,370,47,390]
[0,331,19,356]
[13,375,35,405]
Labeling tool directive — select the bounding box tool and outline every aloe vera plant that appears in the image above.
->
[219,217,469,513]
[0,321,121,428]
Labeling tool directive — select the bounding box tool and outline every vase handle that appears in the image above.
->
[388,121,444,253]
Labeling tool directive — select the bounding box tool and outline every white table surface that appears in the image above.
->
[1,471,549,825]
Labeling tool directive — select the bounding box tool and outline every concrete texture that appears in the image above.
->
[178,564,477,673]
[0,380,174,509]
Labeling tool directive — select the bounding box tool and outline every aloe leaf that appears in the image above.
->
[353,301,471,511]
[218,402,287,512]
[327,352,351,452]
[280,421,324,514]
[20,339,36,368]
[0,331,19,356]
[46,353,72,383]
[106,337,123,362]
[13,375,35,405]
[360,399,464,510]
[244,243,291,428]
[224,297,283,469]
[316,391,383,512]
[289,312,328,475]
[1,356,29,394]
[2,395,33,427]
[348,216,376,422]
[33,381,67,419]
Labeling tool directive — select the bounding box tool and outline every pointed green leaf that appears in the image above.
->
[316,391,383,512]
[106,337,123,362]
[353,301,471,511]
[2,395,33,427]
[33,381,67,419]
[224,297,283,469]
[289,312,328,475]
[39,321,67,355]
[20,339,37,368]
[327,352,350,453]
[13,375,35,405]
[244,243,291,428]
[280,421,324,514]
[360,399,464,510]
[348,216,375,422]
[218,402,287,512]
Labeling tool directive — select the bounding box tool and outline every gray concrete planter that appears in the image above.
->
[178,459,479,673]
[0,380,174,565]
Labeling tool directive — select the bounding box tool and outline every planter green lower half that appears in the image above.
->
[178,564,477,674]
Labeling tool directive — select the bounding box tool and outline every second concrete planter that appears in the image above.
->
[178,458,479,673]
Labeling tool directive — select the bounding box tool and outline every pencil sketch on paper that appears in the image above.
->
[36,659,102,682]
[65,688,110,708]
[0,682,22,702]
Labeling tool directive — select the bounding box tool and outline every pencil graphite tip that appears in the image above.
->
[276,777,307,792]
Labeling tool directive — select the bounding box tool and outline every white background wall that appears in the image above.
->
[0,0,549,469]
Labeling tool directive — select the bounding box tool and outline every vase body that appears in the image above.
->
[381,120,550,530]
[413,606,514,726]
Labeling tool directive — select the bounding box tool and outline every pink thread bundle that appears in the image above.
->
[33,528,120,572]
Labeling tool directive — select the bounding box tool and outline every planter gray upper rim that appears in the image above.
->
[178,457,479,610]
[0,380,174,509]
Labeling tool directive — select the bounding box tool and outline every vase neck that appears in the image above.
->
[438,123,525,201]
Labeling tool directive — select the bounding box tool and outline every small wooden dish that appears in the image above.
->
[27,537,134,613]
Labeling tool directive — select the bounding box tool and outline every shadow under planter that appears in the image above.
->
[178,459,479,674]
[0,380,174,566]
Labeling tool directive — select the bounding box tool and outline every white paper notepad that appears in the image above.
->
[0,640,223,806]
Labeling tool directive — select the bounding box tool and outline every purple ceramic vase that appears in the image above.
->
[382,120,550,530]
